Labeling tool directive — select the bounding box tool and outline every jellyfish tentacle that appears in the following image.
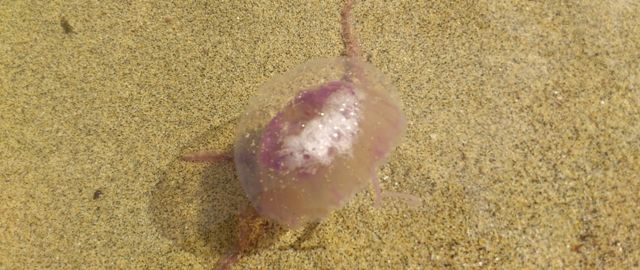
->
[214,249,241,270]
[382,191,422,208]
[181,151,233,163]
[340,0,361,59]
[371,176,422,208]
[286,221,322,251]
[371,175,384,208]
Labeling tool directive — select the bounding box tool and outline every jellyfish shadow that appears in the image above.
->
[149,119,293,268]
[149,119,247,266]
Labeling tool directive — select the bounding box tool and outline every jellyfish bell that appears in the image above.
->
[234,57,406,228]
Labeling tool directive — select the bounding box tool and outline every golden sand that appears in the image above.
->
[1,1,639,269]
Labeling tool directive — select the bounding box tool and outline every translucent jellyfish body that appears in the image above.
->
[234,57,405,228]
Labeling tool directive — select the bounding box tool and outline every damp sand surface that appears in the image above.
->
[1,1,639,269]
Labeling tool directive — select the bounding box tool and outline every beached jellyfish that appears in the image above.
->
[183,0,418,268]
[233,56,407,228]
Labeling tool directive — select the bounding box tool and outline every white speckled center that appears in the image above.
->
[277,87,361,171]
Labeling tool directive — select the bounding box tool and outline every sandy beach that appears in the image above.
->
[1,1,639,269]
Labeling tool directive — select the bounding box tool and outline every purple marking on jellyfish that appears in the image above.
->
[295,81,345,109]
[258,80,360,176]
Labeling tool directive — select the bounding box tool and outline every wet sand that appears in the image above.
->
[1,1,639,269]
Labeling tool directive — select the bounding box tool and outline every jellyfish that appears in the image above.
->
[182,1,419,269]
